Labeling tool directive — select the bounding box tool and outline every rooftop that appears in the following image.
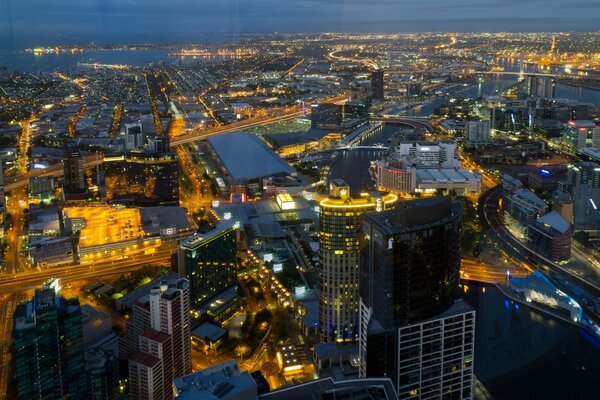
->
[535,211,571,234]
[140,206,194,235]
[259,376,398,400]
[180,219,237,250]
[207,131,297,184]
[173,359,257,400]
[63,205,143,248]
[192,321,228,342]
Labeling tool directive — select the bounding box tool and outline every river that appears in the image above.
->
[463,282,600,399]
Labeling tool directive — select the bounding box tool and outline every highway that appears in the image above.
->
[0,249,173,294]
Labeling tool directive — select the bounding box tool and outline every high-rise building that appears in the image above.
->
[124,122,145,150]
[359,196,475,399]
[103,150,179,206]
[178,220,238,308]
[311,103,344,130]
[371,70,384,100]
[63,146,86,198]
[130,330,173,400]
[86,348,120,400]
[464,120,491,147]
[568,162,600,230]
[125,278,192,400]
[561,120,600,151]
[13,283,87,399]
[319,179,397,342]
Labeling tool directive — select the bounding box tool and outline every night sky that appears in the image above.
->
[1,0,599,46]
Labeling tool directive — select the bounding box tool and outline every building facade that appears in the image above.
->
[126,278,192,400]
[527,211,572,263]
[568,162,600,230]
[359,196,475,399]
[319,179,397,342]
[13,284,88,399]
[371,70,385,100]
[178,220,238,308]
[103,150,179,206]
[464,120,491,147]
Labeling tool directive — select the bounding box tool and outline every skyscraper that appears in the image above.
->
[178,220,238,308]
[568,162,600,230]
[371,70,384,100]
[13,283,87,399]
[125,278,192,400]
[464,120,491,147]
[62,146,86,198]
[359,196,475,399]
[319,179,397,342]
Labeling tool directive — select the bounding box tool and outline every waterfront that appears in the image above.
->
[463,282,600,399]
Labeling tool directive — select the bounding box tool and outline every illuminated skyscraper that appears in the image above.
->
[319,179,397,342]
[359,196,474,399]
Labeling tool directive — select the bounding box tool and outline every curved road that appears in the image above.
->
[479,184,600,296]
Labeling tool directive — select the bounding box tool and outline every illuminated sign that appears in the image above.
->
[263,253,273,262]
[540,169,550,176]
[273,263,283,273]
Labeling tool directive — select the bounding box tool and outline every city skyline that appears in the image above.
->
[1,23,600,399]
[2,0,600,48]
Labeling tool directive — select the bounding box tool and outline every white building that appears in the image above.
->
[465,120,491,147]
[124,122,144,150]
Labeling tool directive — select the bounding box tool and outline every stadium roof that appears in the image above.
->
[207,132,296,184]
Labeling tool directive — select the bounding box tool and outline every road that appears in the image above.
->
[3,95,346,192]
[0,249,173,295]
[479,185,600,296]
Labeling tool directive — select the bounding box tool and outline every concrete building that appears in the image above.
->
[527,211,572,263]
[319,179,397,342]
[29,176,55,198]
[359,197,475,399]
[310,103,343,130]
[124,121,144,150]
[85,348,119,400]
[103,150,179,207]
[125,278,192,400]
[504,189,549,228]
[63,147,86,198]
[552,191,574,224]
[561,120,600,151]
[568,162,600,230]
[465,120,491,147]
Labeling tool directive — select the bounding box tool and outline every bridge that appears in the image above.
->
[385,69,597,80]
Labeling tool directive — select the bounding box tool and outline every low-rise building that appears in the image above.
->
[527,211,571,263]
